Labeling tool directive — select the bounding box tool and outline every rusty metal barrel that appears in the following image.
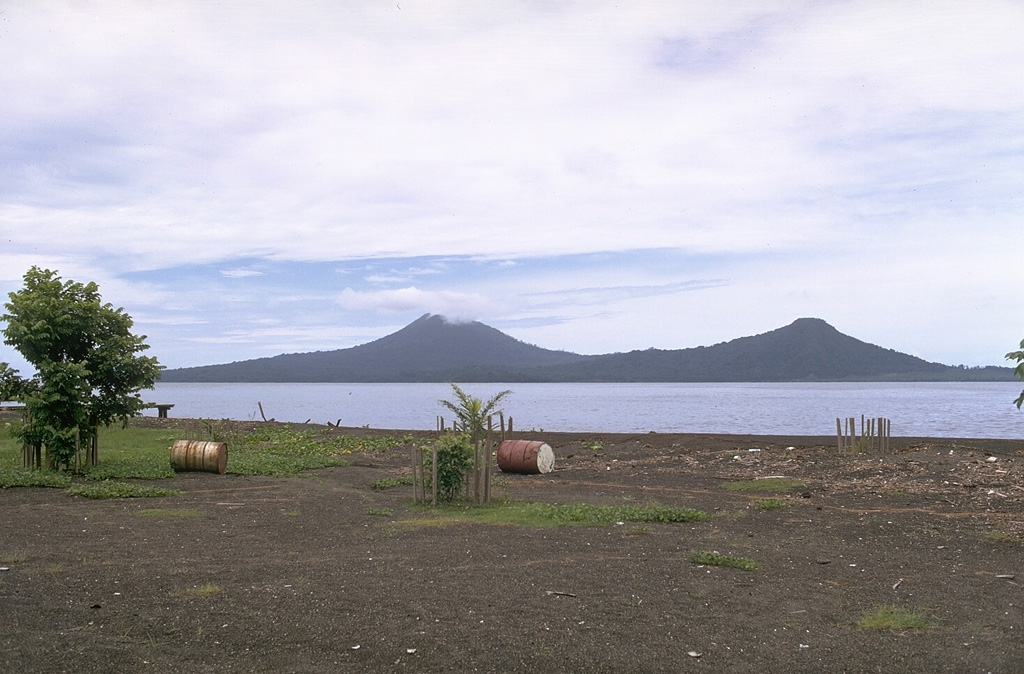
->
[170,440,227,474]
[497,439,555,474]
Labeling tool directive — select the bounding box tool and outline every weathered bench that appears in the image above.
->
[155,404,175,418]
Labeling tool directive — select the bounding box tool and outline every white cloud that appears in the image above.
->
[221,269,264,278]
[337,287,490,321]
[1,1,1022,367]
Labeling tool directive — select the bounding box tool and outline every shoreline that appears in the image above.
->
[128,416,1024,452]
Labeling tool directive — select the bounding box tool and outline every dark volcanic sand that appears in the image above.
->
[2,422,1022,673]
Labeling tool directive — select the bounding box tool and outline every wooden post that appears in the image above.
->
[74,427,81,473]
[475,438,483,501]
[431,445,438,506]
[411,446,419,503]
[485,416,493,503]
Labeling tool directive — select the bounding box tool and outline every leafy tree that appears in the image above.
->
[438,383,511,442]
[2,267,162,469]
[0,361,29,401]
[1007,340,1024,409]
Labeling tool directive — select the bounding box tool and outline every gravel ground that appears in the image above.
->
[2,426,1023,673]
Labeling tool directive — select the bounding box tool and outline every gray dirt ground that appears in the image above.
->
[2,426,1023,673]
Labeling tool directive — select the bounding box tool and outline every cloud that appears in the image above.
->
[1,2,1022,368]
[221,269,264,278]
[336,287,490,321]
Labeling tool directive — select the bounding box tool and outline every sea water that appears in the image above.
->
[147,381,1024,439]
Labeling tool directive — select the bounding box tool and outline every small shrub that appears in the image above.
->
[856,605,931,630]
[689,550,760,571]
[422,433,474,502]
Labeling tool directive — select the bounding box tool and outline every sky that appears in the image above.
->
[1,1,1023,373]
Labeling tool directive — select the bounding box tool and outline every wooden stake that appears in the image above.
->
[485,416,493,503]
[431,446,438,506]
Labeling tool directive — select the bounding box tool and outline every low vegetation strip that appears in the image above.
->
[856,605,933,630]
[689,550,761,571]
[406,501,711,528]
[225,427,413,476]
[0,423,416,486]
[66,481,183,499]
[722,477,806,493]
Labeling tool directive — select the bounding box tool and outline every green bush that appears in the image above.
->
[423,433,473,501]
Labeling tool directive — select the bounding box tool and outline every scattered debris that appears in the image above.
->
[687,651,702,658]
[893,578,904,591]
[545,590,577,598]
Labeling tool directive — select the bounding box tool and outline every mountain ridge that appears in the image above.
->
[160,315,1013,383]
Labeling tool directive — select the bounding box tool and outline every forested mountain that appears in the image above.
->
[160,315,1012,383]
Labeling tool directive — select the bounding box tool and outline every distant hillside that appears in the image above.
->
[161,314,590,383]
[533,318,1011,382]
[160,315,1013,383]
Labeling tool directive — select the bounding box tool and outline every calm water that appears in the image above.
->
[147,382,1024,439]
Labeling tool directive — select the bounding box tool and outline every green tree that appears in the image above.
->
[1007,340,1024,409]
[0,361,28,401]
[2,267,163,469]
[438,383,511,442]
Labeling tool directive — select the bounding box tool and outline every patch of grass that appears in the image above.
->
[1,423,415,483]
[67,481,182,499]
[1,551,28,565]
[583,440,604,451]
[184,583,222,598]
[0,468,73,489]
[82,458,175,481]
[722,477,806,493]
[409,501,710,528]
[754,497,791,511]
[856,605,932,630]
[1,424,181,485]
[689,550,761,571]
[226,427,412,476]
[367,507,394,517]
[371,476,413,490]
[137,508,202,518]
[984,530,1023,544]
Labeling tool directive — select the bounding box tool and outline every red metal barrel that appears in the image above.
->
[497,440,555,474]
